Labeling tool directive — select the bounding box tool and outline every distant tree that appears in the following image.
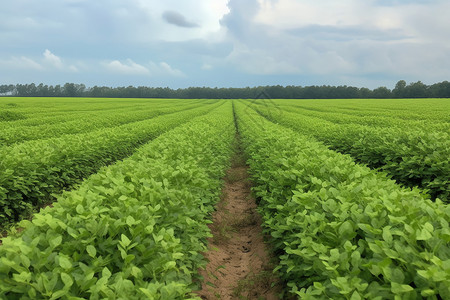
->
[404,81,428,98]
[393,80,406,98]
[0,84,15,95]
[372,86,392,98]
[429,81,450,98]
[3,80,449,99]
[359,87,372,98]
[64,83,76,97]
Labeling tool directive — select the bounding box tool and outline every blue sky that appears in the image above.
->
[1,0,449,89]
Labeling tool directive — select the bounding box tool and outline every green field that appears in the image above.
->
[0,97,449,299]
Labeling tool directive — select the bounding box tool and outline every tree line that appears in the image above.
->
[1,80,449,99]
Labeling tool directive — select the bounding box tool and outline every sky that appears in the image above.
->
[1,0,449,89]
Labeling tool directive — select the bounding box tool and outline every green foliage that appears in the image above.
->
[251,101,450,201]
[0,102,222,228]
[0,110,26,121]
[235,102,450,299]
[4,80,450,98]
[0,103,235,299]
[0,101,204,146]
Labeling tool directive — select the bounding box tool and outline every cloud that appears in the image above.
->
[0,50,79,73]
[104,59,184,77]
[68,65,79,72]
[105,59,150,75]
[218,0,450,85]
[0,56,43,70]
[287,25,410,42]
[43,49,63,69]
[1,0,449,88]
[202,63,213,70]
[149,61,185,77]
[162,10,199,28]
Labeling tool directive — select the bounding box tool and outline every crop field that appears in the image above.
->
[0,97,449,299]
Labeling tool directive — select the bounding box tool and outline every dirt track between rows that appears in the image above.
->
[195,138,281,299]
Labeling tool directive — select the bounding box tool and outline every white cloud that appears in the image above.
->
[105,59,150,75]
[43,49,63,69]
[0,56,43,70]
[201,63,213,70]
[227,45,301,75]
[220,0,450,85]
[68,65,79,72]
[1,0,449,88]
[149,61,185,77]
[103,59,183,77]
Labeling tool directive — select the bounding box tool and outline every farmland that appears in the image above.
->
[0,97,449,299]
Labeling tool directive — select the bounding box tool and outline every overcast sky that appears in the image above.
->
[1,0,449,89]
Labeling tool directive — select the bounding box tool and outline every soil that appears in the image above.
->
[195,147,282,299]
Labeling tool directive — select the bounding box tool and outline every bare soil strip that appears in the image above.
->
[195,137,281,299]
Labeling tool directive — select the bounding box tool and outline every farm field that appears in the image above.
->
[0,97,449,299]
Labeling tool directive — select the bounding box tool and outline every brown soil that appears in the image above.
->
[195,152,281,299]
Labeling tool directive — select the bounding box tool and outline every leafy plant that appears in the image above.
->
[0,102,222,229]
[251,101,449,201]
[0,103,235,299]
[235,101,450,299]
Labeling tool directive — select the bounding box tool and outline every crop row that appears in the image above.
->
[268,103,450,132]
[0,98,177,117]
[0,102,204,146]
[0,102,222,228]
[249,101,449,201]
[235,101,450,299]
[271,99,450,122]
[0,103,235,299]
[0,98,205,129]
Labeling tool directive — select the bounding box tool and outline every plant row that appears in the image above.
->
[0,102,222,228]
[235,102,450,299]
[272,99,450,122]
[0,98,203,129]
[0,102,204,146]
[1,98,174,117]
[249,101,449,201]
[270,103,450,132]
[0,103,235,299]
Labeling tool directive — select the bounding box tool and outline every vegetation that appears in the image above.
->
[0,97,449,299]
[235,101,450,299]
[0,99,221,229]
[249,100,450,201]
[1,80,450,98]
[0,103,234,299]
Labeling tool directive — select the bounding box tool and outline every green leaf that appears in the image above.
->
[86,245,96,258]
[164,261,176,270]
[131,266,142,278]
[75,204,84,214]
[416,228,433,241]
[382,226,393,244]
[61,272,73,289]
[49,235,63,249]
[13,271,31,283]
[126,216,135,226]
[391,282,413,294]
[421,289,435,297]
[102,267,112,280]
[339,221,354,238]
[121,234,131,247]
[139,288,154,298]
[59,256,72,270]
[50,290,68,300]
[350,291,362,300]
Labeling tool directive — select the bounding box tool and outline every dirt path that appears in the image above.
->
[195,137,281,299]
